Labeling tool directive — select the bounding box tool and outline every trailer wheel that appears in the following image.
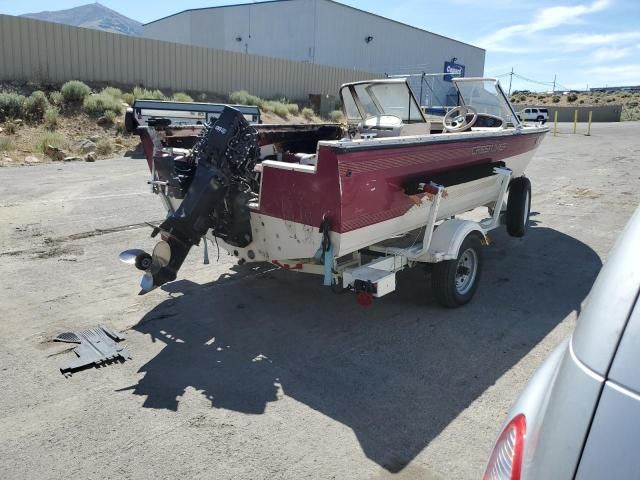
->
[432,234,483,308]
[506,176,531,237]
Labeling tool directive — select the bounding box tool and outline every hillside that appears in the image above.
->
[21,3,142,36]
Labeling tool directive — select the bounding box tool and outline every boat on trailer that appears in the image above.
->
[121,77,548,307]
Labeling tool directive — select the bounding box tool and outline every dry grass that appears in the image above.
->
[0,136,14,152]
[34,131,65,153]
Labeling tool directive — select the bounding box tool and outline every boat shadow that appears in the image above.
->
[123,225,601,472]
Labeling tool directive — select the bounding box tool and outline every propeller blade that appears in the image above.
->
[140,272,155,292]
[149,240,172,273]
[119,249,146,264]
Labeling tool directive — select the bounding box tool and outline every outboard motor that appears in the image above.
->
[120,106,260,292]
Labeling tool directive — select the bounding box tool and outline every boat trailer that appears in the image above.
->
[271,166,523,308]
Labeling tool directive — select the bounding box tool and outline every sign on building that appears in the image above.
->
[443,61,465,82]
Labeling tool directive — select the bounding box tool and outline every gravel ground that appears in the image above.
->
[0,122,639,480]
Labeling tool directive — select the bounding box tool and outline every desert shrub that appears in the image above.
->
[301,107,315,121]
[262,100,289,118]
[101,86,122,99]
[567,94,578,102]
[229,90,263,107]
[49,91,63,107]
[519,95,526,101]
[103,110,117,123]
[594,98,600,103]
[34,131,65,153]
[114,120,126,135]
[0,136,14,151]
[44,107,59,129]
[537,95,546,100]
[133,86,166,101]
[628,101,639,108]
[606,97,615,103]
[23,91,50,122]
[552,96,560,103]
[61,80,90,104]
[0,92,25,121]
[172,92,193,102]
[285,103,299,115]
[121,93,135,106]
[95,138,113,156]
[83,92,122,117]
[579,99,585,104]
[3,122,17,134]
[328,110,345,122]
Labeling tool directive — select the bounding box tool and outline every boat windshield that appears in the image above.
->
[454,79,518,126]
[340,80,426,124]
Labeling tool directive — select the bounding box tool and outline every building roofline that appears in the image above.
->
[143,0,485,52]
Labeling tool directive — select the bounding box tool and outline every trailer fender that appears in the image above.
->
[425,219,486,262]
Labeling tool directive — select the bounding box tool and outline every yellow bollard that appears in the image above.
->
[585,111,592,136]
[553,111,558,136]
[573,109,578,134]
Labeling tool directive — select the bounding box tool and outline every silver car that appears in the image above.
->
[484,206,640,480]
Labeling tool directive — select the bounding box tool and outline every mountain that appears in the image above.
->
[21,3,142,36]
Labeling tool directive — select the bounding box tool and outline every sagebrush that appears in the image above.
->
[44,108,59,130]
[34,131,65,153]
[83,92,122,117]
[95,138,113,156]
[23,91,50,122]
[0,92,25,121]
[328,110,345,122]
[172,92,194,102]
[301,107,315,121]
[133,87,166,101]
[61,80,90,104]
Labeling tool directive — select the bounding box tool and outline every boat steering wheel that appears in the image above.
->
[443,105,478,132]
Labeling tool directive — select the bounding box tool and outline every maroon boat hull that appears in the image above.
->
[258,131,545,234]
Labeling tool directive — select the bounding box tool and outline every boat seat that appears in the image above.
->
[358,115,402,138]
[294,153,317,166]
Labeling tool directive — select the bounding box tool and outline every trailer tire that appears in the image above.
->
[432,234,483,308]
[506,176,531,237]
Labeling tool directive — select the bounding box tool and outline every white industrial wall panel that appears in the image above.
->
[143,12,193,45]
[314,0,484,76]
[0,15,374,99]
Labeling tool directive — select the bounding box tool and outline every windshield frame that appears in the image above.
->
[339,79,427,125]
[453,77,522,127]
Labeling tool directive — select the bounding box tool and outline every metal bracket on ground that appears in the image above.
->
[55,325,131,377]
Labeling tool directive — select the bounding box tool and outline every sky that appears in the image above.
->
[1,0,639,91]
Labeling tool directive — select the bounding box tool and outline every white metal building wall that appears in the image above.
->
[143,0,485,78]
[314,1,484,75]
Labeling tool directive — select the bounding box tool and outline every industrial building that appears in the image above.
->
[143,0,485,107]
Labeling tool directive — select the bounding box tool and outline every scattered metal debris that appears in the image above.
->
[55,325,131,377]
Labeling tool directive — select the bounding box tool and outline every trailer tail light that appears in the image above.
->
[483,414,526,480]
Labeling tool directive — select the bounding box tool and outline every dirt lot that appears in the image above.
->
[1,122,639,479]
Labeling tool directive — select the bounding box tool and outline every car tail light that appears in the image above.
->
[483,414,526,480]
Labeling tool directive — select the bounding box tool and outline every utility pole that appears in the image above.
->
[508,67,514,96]
[552,74,557,93]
